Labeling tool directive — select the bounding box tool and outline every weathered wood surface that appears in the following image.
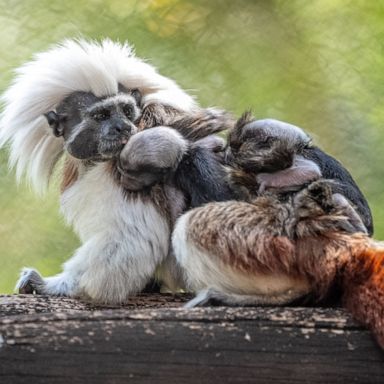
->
[0,294,383,384]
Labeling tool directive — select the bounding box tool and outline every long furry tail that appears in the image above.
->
[342,240,384,348]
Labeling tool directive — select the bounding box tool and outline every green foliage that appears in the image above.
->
[1,0,383,292]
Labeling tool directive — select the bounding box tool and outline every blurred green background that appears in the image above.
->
[1,0,384,293]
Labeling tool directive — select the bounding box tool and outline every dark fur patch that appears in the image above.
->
[174,145,236,208]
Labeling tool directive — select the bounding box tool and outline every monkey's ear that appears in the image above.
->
[44,111,64,137]
[131,88,142,106]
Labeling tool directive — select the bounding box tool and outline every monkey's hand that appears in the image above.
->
[118,127,188,191]
[169,108,234,141]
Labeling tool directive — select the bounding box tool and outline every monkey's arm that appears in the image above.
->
[256,156,321,193]
[331,193,368,234]
[16,227,165,303]
[140,103,234,140]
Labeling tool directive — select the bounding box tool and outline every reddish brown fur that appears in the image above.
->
[187,185,384,348]
[294,232,384,347]
[343,242,384,348]
[188,199,298,276]
[60,156,80,192]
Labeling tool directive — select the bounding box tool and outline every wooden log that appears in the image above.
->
[0,294,383,384]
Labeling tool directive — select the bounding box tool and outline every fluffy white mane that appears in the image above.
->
[0,39,197,193]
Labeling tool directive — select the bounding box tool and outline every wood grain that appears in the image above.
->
[0,295,382,384]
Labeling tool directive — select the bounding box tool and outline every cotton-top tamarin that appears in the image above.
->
[0,39,232,303]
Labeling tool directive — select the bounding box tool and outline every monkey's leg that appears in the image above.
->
[172,205,311,308]
[140,104,233,140]
[168,108,234,140]
[332,193,368,234]
[17,230,168,304]
[293,180,369,234]
[184,288,306,308]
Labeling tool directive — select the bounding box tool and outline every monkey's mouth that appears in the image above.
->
[98,138,128,157]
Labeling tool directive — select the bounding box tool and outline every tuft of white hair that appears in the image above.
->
[0,39,197,194]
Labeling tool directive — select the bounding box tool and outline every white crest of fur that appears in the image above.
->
[0,39,197,193]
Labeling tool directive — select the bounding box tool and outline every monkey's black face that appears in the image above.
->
[45,89,142,160]
[226,118,289,173]
[226,115,311,173]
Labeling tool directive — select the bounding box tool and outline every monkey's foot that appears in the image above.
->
[16,268,46,294]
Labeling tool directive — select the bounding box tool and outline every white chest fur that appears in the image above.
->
[59,163,171,303]
[61,163,169,244]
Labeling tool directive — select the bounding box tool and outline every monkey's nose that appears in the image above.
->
[113,121,131,134]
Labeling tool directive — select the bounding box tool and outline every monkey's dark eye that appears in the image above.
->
[91,110,110,121]
[255,138,274,149]
[230,140,242,152]
[246,136,275,150]
[122,104,134,120]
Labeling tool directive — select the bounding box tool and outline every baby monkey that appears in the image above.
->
[172,180,384,348]
[118,112,372,235]
[226,112,372,235]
